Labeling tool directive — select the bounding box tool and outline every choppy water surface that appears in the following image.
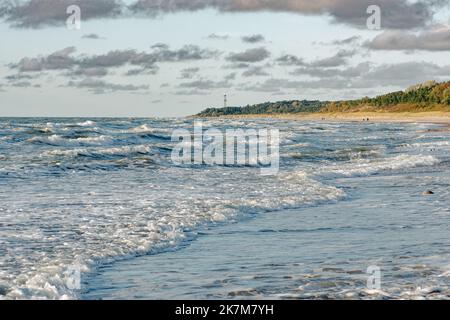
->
[0,118,449,299]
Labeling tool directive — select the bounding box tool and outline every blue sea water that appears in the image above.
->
[0,118,449,299]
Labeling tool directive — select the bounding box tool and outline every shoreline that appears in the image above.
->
[83,169,450,300]
[193,111,450,128]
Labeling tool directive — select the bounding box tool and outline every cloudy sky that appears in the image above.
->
[0,0,449,117]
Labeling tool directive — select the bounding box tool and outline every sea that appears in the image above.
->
[0,117,449,299]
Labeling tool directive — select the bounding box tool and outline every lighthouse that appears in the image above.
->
[224,94,227,108]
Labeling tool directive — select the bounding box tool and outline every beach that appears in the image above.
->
[195,112,450,126]
[85,169,450,300]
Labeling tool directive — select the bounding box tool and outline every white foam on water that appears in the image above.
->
[28,134,112,147]
[131,124,153,133]
[2,119,449,300]
[0,167,344,300]
[74,136,111,144]
[129,124,172,134]
[77,120,96,127]
[43,145,153,158]
[316,155,440,177]
[398,140,450,151]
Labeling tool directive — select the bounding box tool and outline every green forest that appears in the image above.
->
[196,100,327,117]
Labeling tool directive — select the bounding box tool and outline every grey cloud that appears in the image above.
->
[128,0,442,29]
[326,0,435,30]
[125,68,144,76]
[11,81,33,87]
[70,67,109,77]
[13,58,44,72]
[179,79,232,90]
[366,25,450,51]
[11,45,217,76]
[1,0,443,29]
[309,62,450,90]
[150,42,170,49]
[310,49,356,68]
[247,61,450,94]
[129,0,214,15]
[5,73,36,81]
[292,62,372,78]
[45,47,77,68]
[242,66,269,77]
[242,34,265,43]
[82,33,104,40]
[151,44,219,62]
[125,66,159,76]
[227,47,270,63]
[176,77,233,95]
[331,36,361,45]
[355,61,450,87]
[180,67,200,79]
[276,50,355,68]
[151,43,170,49]
[79,50,138,68]
[207,33,229,40]
[276,54,305,66]
[240,78,303,93]
[241,78,353,93]
[1,0,122,28]
[174,89,208,96]
[224,72,237,80]
[224,62,251,69]
[12,46,77,72]
[67,78,149,94]
[4,72,41,89]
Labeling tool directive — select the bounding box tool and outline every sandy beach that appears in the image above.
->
[195,111,450,126]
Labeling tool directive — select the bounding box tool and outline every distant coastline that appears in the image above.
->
[194,81,450,124]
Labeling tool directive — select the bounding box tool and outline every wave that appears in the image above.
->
[0,168,344,300]
[128,125,172,140]
[44,145,154,159]
[25,127,54,135]
[28,134,112,147]
[317,155,440,177]
[76,120,96,127]
[2,118,448,300]
[289,146,383,162]
[137,133,172,141]
[131,124,153,133]
[398,141,450,150]
[130,124,171,134]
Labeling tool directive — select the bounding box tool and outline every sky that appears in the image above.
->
[0,0,449,117]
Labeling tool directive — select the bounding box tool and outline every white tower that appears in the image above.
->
[224,94,227,108]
